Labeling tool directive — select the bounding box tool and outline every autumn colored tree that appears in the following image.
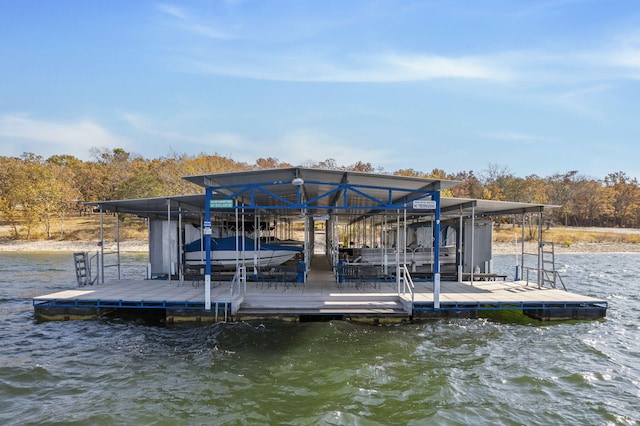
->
[542,171,578,224]
[348,161,374,173]
[4,153,45,238]
[450,171,484,199]
[255,157,293,169]
[568,179,611,226]
[154,153,203,196]
[425,168,449,180]
[0,156,27,238]
[39,158,82,237]
[309,158,339,170]
[86,147,138,201]
[393,168,423,177]
[3,148,640,241]
[0,153,79,238]
[116,159,164,199]
[603,171,640,227]
[480,163,513,200]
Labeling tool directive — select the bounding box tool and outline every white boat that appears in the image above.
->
[354,246,456,266]
[184,236,303,268]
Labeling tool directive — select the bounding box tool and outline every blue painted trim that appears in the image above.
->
[206,180,439,211]
[33,298,231,311]
[412,301,608,311]
[205,188,213,278]
[434,191,441,276]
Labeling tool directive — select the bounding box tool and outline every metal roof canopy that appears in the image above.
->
[88,167,551,220]
[440,198,549,217]
[183,167,459,217]
[86,195,207,220]
[183,167,551,220]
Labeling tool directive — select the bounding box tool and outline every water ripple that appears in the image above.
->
[0,253,639,424]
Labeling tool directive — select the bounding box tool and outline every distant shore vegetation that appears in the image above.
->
[2,148,640,241]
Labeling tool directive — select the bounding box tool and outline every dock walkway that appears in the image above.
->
[33,255,607,322]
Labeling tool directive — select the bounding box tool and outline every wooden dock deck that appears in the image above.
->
[33,255,607,323]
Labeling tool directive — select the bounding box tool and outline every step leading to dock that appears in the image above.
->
[236,294,409,320]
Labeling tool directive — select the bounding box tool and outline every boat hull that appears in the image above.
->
[184,236,302,268]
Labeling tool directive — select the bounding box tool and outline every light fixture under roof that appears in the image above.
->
[292,177,304,186]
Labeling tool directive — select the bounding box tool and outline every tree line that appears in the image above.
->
[1,148,639,239]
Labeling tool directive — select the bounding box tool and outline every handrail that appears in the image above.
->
[99,250,121,283]
[88,251,99,285]
[523,266,567,291]
[229,266,242,298]
[543,269,567,291]
[398,264,415,302]
[524,266,539,288]
[229,266,246,314]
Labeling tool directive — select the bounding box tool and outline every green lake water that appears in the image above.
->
[0,252,638,425]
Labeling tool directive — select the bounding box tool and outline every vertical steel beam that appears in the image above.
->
[538,209,543,288]
[433,191,441,309]
[204,187,212,310]
[99,205,104,284]
[116,209,121,280]
[167,199,172,285]
[458,208,463,283]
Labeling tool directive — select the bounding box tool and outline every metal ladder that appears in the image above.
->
[73,252,98,287]
[540,242,567,290]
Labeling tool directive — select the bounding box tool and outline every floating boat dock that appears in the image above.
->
[34,255,607,323]
[33,167,607,323]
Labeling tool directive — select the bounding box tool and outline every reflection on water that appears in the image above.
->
[0,252,639,424]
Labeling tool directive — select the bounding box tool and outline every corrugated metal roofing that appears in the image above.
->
[87,167,552,220]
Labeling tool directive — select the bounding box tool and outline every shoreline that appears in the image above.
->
[492,241,640,254]
[0,239,148,253]
[1,239,639,254]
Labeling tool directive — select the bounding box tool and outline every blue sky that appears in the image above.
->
[1,0,640,179]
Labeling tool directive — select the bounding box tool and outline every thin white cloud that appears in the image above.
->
[613,49,640,69]
[0,113,126,159]
[156,3,187,20]
[368,53,512,82]
[155,2,514,83]
[186,23,236,40]
[183,51,514,83]
[607,33,640,75]
[154,0,640,87]
[552,84,611,118]
[156,3,236,40]
[568,29,640,80]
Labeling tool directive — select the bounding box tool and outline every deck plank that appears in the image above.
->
[34,276,606,307]
[34,254,606,318]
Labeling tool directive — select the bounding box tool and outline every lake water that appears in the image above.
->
[0,252,638,425]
